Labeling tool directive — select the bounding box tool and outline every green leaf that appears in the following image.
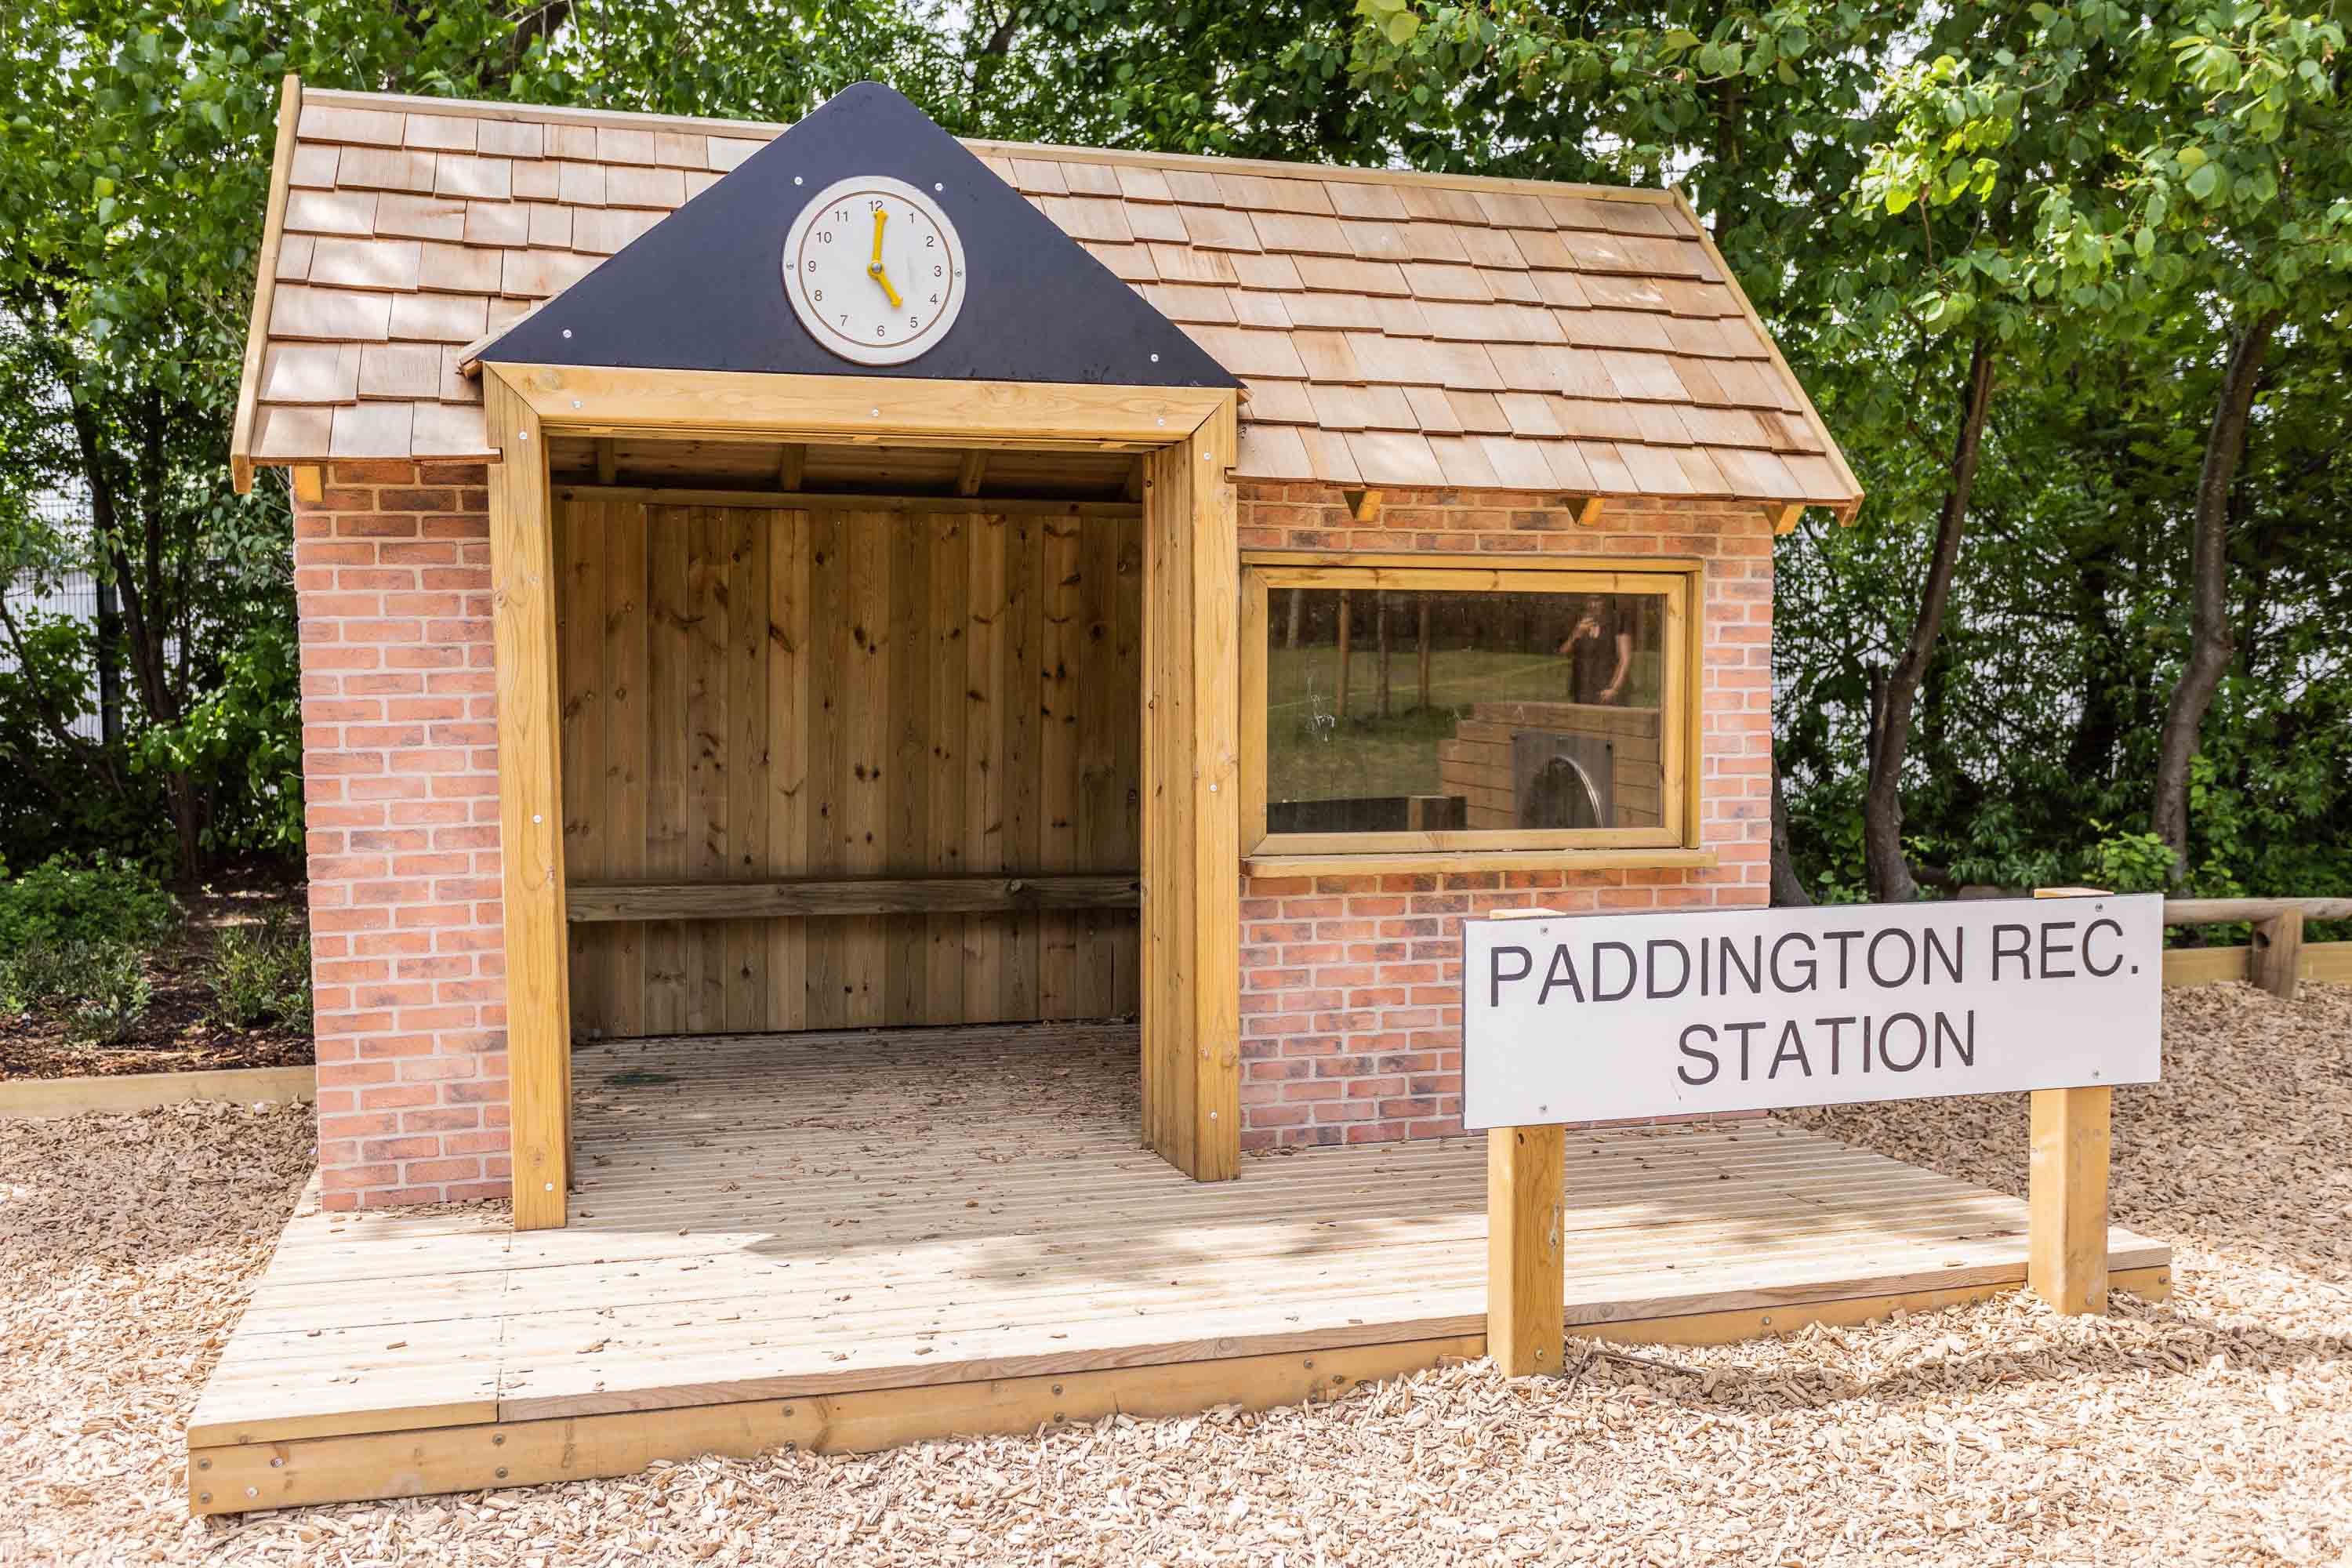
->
[2186,162,2219,201]
[1385,9,1420,45]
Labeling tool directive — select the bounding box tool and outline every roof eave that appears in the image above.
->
[230,74,304,495]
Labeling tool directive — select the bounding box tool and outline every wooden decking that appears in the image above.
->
[188,1023,2170,1513]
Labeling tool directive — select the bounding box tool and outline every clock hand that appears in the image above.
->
[866,208,905,307]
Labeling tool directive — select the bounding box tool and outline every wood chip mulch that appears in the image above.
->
[2,982,2347,1566]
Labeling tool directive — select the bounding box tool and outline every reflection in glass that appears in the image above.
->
[1264,589,1665,837]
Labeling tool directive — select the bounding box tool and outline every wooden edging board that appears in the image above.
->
[0,1064,316,1120]
[2163,939,2351,987]
[189,1263,2170,1515]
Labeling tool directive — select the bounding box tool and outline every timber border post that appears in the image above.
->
[2028,887,2114,1315]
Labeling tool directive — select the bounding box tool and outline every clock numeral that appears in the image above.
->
[811,288,823,302]
[877,323,889,339]
[909,316,920,329]
[868,198,886,211]
[928,294,938,305]
[840,314,850,327]
[933,265,942,278]
[815,230,833,245]
[925,235,936,249]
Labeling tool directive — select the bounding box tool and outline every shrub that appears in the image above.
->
[0,938,153,1045]
[64,941,153,1047]
[0,855,180,958]
[207,909,313,1031]
[0,941,83,1014]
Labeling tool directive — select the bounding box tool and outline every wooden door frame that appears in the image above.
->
[483,362,1242,1229]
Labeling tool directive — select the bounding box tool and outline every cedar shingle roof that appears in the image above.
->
[235,84,1860,513]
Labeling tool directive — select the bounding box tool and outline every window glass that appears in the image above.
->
[1263,588,1666,837]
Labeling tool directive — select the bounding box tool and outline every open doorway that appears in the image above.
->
[545,436,1144,1037]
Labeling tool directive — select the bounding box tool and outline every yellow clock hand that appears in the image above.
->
[866,208,905,307]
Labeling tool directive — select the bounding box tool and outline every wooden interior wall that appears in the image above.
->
[554,496,1142,1036]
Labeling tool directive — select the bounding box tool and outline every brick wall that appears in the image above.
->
[1233,482,1773,1152]
[296,460,510,1209]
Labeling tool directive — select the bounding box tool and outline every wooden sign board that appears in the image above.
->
[1461,894,2164,1131]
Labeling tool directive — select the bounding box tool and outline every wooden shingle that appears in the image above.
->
[235,88,1857,510]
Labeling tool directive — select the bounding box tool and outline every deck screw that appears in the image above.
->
[1760,1316,1773,1326]
[199,1493,211,1504]
[270,1457,284,1468]
[1536,1347,1547,1362]
[1051,1384,1062,1395]
[1303,1359,1314,1369]
[493,1434,506,1446]
[198,1459,212,1471]
[795,176,804,185]
[782,1405,793,1415]
[246,1487,258,1499]
[496,1467,509,1480]
[561,328,573,339]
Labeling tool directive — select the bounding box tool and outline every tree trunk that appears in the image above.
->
[1769,753,1813,907]
[1416,596,1431,710]
[1284,587,1304,649]
[1375,591,1392,717]
[1334,590,1352,718]
[2150,310,2281,880]
[1861,338,1995,904]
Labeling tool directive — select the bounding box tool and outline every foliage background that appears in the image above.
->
[0,0,2343,909]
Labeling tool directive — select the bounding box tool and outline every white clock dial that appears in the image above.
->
[782,175,967,366]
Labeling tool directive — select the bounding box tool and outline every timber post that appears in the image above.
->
[2249,907,2304,1001]
[1486,1123,1566,1376]
[2027,887,2114,1314]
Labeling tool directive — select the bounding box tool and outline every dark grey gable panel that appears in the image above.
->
[480,82,1237,390]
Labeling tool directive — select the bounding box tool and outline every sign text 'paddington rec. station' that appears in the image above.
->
[1461,895,2164,1129]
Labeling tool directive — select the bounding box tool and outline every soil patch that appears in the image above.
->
[0,887,312,1079]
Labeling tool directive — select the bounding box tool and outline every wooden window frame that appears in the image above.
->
[1240,553,1704,869]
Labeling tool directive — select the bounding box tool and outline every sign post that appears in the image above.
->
[1465,891,2164,1368]
[1486,1123,1565,1375]
[2027,886,2114,1314]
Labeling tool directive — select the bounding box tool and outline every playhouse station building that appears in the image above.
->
[171,77,2159,1515]
[238,78,1859,1221]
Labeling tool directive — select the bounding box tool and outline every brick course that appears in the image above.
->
[296,459,510,1210]
[296,474,1769,1203]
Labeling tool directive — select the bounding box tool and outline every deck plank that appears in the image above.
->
[192,1022,2169,1452]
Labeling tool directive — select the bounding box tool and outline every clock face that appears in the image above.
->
[781,175,967,366]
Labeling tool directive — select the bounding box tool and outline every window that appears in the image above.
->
[1241,561,1698,861]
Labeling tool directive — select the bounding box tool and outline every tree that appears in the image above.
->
[1864,0,2351,883]
[0,0,938,877]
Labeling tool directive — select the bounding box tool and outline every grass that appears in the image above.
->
[1265,645,1661,803]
